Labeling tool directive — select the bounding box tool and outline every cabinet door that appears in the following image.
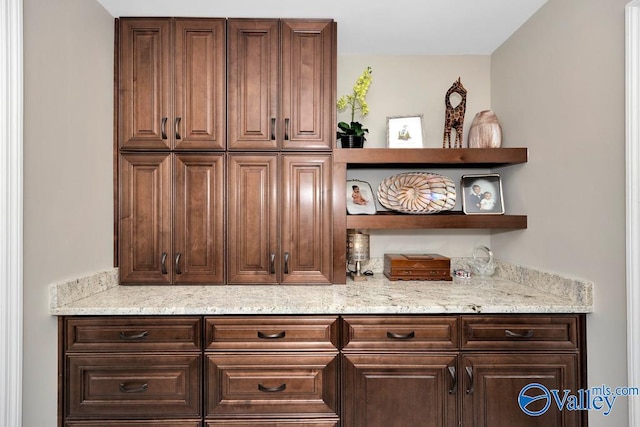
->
[280,20,334,151]
[342,353,458,427]
[119,153,172,284]
[119,19,171,150]
[174,19,226,151]
[462,354,580,427]
[227,19,279,150]
[281,155,332,284]
[227,154,278,284]
[174,154,225,284]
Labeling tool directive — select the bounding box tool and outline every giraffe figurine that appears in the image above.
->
[443,77,467,148]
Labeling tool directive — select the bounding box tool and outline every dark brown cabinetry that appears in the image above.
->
[204,316,340,425]
[60,314,585,427]
[117,17,335,285]
[227,19,335,151]
[118,18,226,151]
[117,17,227,285]
[341,315,584,427]
[119,152,225,285]
[61,317,203,426]
[227,154,332,284]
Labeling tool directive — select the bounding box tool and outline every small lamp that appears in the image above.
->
[347,232,370,281]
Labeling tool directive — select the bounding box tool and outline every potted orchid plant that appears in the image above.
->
[337,66,373,148]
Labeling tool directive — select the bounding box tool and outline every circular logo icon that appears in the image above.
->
[518,383,551,416]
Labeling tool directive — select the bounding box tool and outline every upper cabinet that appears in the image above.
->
[227,19,336,151]
[118,18,226,151]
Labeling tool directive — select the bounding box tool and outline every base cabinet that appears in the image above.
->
[59,314,586,427]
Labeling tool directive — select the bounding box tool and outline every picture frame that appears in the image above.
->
[346,179,377,215]
[461,173,505,215]
[386,114,425,148]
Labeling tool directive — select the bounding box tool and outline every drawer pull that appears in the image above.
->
[505,329,534,338]
[257,330,286,339]
[386,331,415,339]
[119,382,148,393]
[161,252,167,274]
[448,366,457,394]
[258,383,287,393]
[119,331,149,340]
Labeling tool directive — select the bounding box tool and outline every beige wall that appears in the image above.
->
[23,0,114,425]
[491,0,628,425]
[339,55,496,257]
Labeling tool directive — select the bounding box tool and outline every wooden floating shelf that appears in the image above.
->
[346,211,527,230]
[334,147,528,167]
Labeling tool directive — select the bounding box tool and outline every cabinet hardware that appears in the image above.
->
[505,329,534,338]
[258,383,287,393]
[284,252,289,274]
[270,118,276,140]
[119,382,149,393]
[284,118,290,140]
[386,331,415,339]
[270,253,275,274]
[465,366,474,394]
[174,117,181,140]
[175,252,182,274]
[161,117,167,140]
[118,331,149,340]
[257,330,286,339]
[448,366,457,394]
[161,252,167,274]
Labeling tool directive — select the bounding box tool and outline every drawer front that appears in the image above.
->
[206,353,338,417]
[66,354,201,418]
[65,421,201,427]
[205,316,339,351]
[206,421,338,427]
[341,316,458,351]
[65,317,202,352]
[461,315,579,350]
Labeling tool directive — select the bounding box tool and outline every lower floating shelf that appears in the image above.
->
[346,211,527,230]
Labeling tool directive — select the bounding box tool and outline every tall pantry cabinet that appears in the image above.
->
[116,17,336,285]
[117,18,227,285]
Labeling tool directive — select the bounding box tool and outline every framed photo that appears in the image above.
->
[461,173,505,215]
[346,180,376,215]
[386,114,425,148]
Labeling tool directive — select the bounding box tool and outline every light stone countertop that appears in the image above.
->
[49,259,593,316]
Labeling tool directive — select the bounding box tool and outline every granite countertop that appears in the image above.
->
[49,259,593,316]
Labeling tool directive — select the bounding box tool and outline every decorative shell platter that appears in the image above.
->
[377,172,456,214]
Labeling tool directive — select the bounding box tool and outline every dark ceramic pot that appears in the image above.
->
[340,135,365,148]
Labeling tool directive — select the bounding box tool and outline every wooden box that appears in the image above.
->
[383,254,452,281]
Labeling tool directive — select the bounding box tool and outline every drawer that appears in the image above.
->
[65,421,201,427]
[461,315,579,350]
[341,316,458,351]
[66,354,201,418]
[206,421,338,427]
[206,353,338,418]
[205,316,339,351]
[65,316,201,352]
